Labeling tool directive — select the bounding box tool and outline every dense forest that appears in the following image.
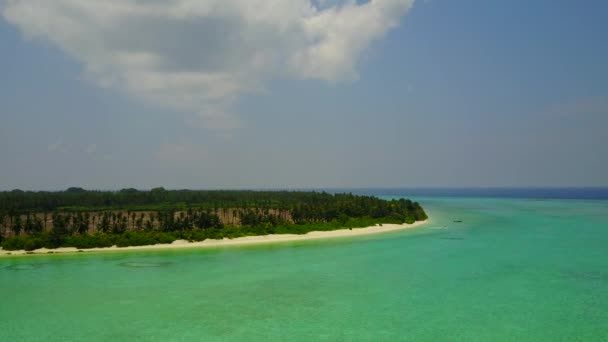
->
[0,188,427,251]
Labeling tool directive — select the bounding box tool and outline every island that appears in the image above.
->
[0,188,427,255]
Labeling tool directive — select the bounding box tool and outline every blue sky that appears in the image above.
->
[1,0,607,190]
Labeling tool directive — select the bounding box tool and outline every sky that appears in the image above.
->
[1,0,607,190]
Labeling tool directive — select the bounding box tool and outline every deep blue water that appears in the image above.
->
[326,187,608,200]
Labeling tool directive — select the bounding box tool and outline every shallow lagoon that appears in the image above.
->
[2,196,607,341]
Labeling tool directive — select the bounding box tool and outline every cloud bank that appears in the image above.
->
[2,0,415,128]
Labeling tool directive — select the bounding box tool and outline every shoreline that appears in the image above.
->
[0,220,428,257]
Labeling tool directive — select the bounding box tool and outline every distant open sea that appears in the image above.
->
[340,187,608,200]
[1,188,607,341]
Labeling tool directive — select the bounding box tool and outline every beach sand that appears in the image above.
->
[0,220,427,257]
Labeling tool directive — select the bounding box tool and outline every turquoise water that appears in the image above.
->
[1,197,608,341]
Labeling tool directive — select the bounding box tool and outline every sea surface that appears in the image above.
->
[1,191,608,341]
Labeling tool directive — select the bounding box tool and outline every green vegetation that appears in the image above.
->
[0,189,427,251]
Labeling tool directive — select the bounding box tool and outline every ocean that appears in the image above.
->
[1,190,607,341]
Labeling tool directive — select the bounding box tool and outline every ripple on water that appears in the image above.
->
[440,237,465,241]
[118,261,174,268]
[563,270,608,283]
[4,263,45,271]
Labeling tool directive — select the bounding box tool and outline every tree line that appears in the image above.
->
[0,189,427,251]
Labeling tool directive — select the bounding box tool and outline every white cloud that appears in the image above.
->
[2,0,415,128]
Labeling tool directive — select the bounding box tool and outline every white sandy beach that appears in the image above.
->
[0,220,427,257]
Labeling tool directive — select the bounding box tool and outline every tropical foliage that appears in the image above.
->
[0,189,427,251]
